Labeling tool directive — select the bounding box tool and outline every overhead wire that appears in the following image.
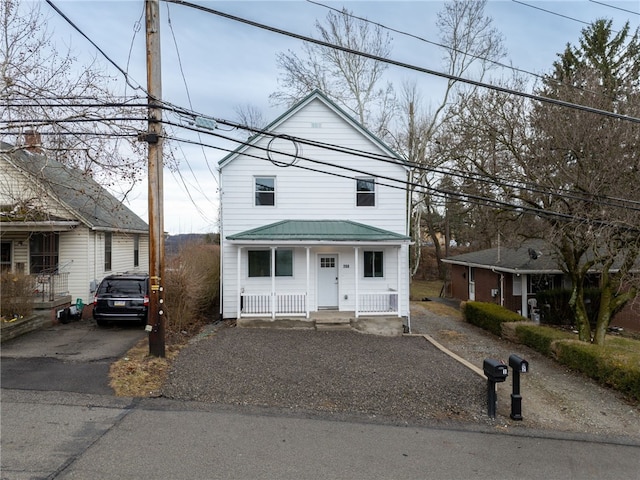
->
[45,0,145,93]
[158,127,639,234]
[36,0,640,231]
[163,0,640,125]
[8,100,639,214]
[588,0,640,16]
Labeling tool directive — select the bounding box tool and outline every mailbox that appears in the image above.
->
[509,354,529,373]
[483,358,508,382]
[508,354,529,421]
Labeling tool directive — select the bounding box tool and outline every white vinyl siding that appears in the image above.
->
[220,96,409,319]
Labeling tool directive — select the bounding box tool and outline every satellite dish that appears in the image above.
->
[528,248,538,260]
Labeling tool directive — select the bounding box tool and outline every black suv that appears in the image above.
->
[93,274,149,327]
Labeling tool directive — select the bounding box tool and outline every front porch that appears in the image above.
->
[237,310,406,336]
[239,290,400,319]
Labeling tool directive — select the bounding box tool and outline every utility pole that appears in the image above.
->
[145,0,165,357]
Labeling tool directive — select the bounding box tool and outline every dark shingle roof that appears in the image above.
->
[1,142,148,233]
[442,240,562,273]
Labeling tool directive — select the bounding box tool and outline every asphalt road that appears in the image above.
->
[2,317,639,479]
[2,389,639,480]
[1,318,144,394]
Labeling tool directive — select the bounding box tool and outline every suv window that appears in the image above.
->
[97,278,146,296]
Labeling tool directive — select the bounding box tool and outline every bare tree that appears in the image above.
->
[270,7,396,138]
[394,0,507,277]
[0,0,146,191]
[521,20,640,344]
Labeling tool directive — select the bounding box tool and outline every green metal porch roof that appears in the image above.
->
[227,220,410,242]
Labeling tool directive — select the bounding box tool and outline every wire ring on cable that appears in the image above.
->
[267,135,300,167]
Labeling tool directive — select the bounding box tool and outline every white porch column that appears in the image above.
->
[354,246,360,318]
[271,246,276,319]
[520,273,528,319]
[236,246,242,319]
[305,247,310,318]
[396,246,401,317]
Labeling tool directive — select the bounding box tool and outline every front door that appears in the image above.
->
[318,255,338,309]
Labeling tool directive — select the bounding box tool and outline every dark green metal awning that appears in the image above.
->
[227,220,410,242]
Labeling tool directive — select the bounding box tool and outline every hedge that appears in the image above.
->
[462,301,525,337]
[514,324,574,356]
[464,302,640,403]
[552,339,640,403]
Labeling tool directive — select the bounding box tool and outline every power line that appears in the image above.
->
[588,0,640,16]
[45,0,145,93]
[163,0,640,125]
[160,129,639,234]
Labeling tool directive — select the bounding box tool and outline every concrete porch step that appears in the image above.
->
[315,317,351,331]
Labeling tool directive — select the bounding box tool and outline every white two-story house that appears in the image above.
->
[218,90,411,333]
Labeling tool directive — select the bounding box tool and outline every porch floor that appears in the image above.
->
[237,310,405,336]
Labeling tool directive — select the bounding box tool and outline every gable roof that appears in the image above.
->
[0,142,148,233]
[441,240,562,274]
[227,220,410,243]
[218,89,405,169]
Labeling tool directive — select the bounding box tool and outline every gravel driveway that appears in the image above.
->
[162,302,640,441]
[162,327,487,426]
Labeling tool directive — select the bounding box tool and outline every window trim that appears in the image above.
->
[356,177,376,207]
[29,232,59,274]
[133,234,140,268]
[254,176,276,206]
[104,232,112,272]
[247,248,294,278]
[363,250,384,278]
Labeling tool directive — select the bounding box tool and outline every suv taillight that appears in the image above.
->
[93,295,98,307]
[143,295,149,306]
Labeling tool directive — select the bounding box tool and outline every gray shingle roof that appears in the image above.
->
[227,220,410,242]
[442,239,562,273]
[1,142,148,233]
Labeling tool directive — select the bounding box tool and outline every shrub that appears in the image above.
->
[514,324,574,356]
[552,339,640,402]
[536,288,601,327]
[164,244,220,333]
[463,301,525,336]
[0,272,34,319]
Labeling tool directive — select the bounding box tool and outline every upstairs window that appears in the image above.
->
[363,251,384,278]
[255,177,275,206]
[356,178,375,206]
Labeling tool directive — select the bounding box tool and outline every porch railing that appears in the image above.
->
[32,271,70,302]
[357,290,399,316]
[241,293,307,317]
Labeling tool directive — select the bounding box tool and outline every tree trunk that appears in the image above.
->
[569,281,592,342]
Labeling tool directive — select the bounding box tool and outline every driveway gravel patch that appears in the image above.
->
[162,328,486,425]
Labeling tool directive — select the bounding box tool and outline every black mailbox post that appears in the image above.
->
[508,354,529,420]
[483,358,508,418]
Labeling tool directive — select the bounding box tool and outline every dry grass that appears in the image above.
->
[109,335,190,397]
[410,279,444,301]
[421,301,463,319]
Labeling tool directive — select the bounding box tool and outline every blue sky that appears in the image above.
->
[31,0,640,233]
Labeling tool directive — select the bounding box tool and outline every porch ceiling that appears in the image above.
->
[227,220,410,243]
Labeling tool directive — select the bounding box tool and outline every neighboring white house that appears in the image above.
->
[218,90,411,328]
[0,141,149,306]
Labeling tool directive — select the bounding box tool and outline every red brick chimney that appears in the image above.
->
[23,130,42,153]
